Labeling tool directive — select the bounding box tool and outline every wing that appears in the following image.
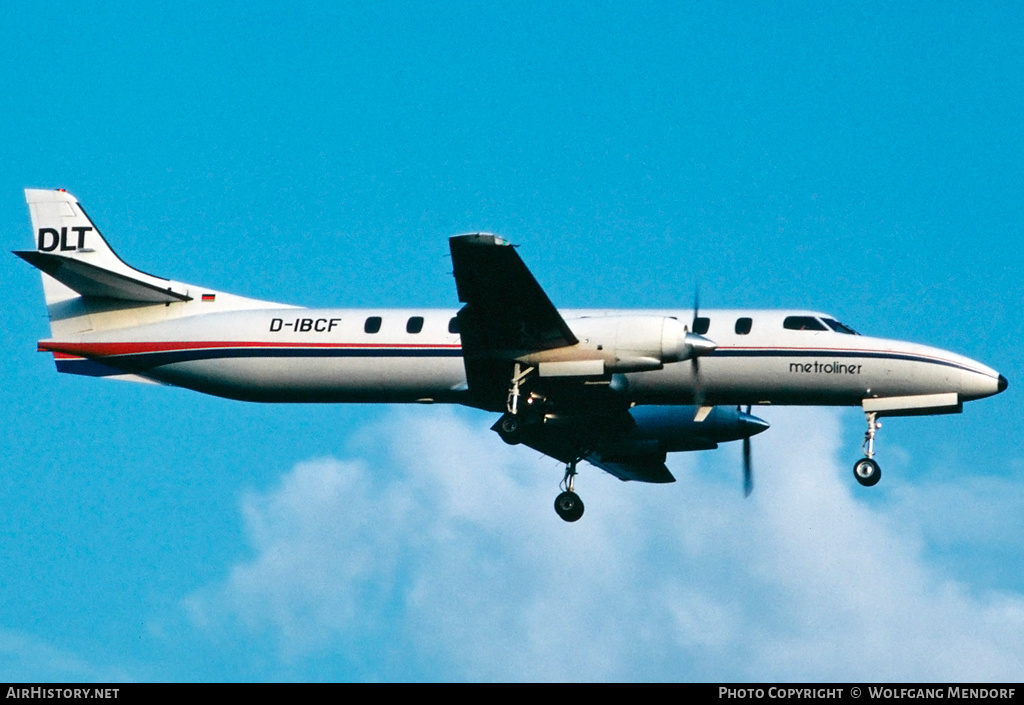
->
[449,233,672,483]
[450,233,579,410]
[589,453,676,483]
[450,233,577,353]
[499,410,677,484]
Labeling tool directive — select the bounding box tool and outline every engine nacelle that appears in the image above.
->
[518,315,715,376]
[567,315,711,372]
[599,405,770,454]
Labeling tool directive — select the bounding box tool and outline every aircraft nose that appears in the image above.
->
[960,365,1007,401]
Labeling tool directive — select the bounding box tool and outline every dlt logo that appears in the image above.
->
[37,226,93,252]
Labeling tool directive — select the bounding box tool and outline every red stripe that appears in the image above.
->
[38,340,462,357]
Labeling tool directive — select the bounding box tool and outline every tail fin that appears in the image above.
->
[16,189,290,341]
[15,189,191,305]
[14,189,197,339]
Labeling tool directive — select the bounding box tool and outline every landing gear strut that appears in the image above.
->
[496,363,540,445]
[506,362,535,416]
[853,411,882,487]
[554,460,584,522]
[503,362,586,521]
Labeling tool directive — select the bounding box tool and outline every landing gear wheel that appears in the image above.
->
[498,414,524,445]
[554,491,584,522]
[853,457,881,487]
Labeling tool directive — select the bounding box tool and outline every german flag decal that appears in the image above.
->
[202,294,216,302]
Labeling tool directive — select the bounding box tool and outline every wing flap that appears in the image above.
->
[512,407,676,484]
[586,452,676,484]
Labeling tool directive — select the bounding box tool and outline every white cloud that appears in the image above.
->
[186,406,1024,681]
[0,628,130,682]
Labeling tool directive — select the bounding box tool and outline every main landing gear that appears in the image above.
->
[554,460,584,522]
[502,362,586,522]
[853,411,882,487]
[496,362,540,445]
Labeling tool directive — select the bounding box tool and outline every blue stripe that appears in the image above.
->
[56,358,131,377]
[709,348,980,374]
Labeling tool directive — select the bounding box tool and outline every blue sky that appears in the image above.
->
[1,2,1022,681]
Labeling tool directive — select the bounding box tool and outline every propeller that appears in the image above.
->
[741,405,754,497]
[690,286,705,406]
[684,285,717,416]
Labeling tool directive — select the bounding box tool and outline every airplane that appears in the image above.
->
[15,188,1008,522]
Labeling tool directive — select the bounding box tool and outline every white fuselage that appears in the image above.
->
[41,306,1004,409]
[20,189,1008,509]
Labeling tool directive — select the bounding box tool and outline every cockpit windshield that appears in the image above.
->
[783,316,828,331]
[822,318,859,335]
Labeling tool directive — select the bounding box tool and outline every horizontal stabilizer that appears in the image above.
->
[17,189,193,304]
[14,250,191,303]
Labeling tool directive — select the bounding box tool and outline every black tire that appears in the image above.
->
[498,414,523,445]
[554,491,584,522]
[853,458,881,487]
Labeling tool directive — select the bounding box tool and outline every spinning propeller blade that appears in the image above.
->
[690,286,707,405]
[742,405,753,497]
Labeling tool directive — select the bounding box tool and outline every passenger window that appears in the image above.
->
[448,317,459,334]
[783,316,828,331]
[364,316,382,334]
[693,317,710,335]
[735,317,752,335]
[406,316,424,334]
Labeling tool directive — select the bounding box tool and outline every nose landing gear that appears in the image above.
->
[853,411,882,487]
[853,457,881,486]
